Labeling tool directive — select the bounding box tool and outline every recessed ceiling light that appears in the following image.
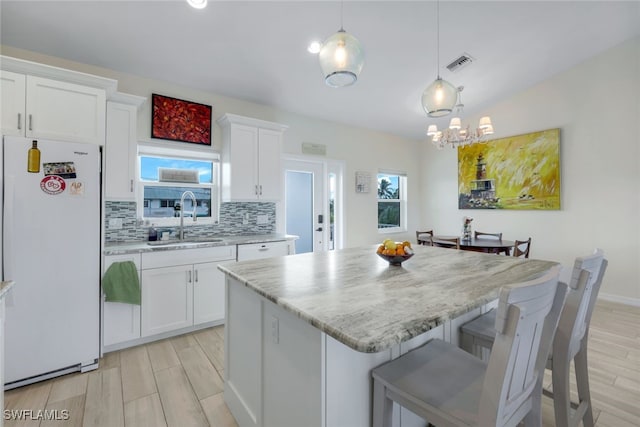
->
[187,0,207,10]
[307,41,322,54]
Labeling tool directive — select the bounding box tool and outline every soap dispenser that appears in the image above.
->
[148,225,158,241]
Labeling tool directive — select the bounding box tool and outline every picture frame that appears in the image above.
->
[458,128,561,210]
[151,94,212,145]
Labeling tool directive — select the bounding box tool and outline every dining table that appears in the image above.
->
[427,234,515,255]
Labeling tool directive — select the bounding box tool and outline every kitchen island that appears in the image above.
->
[218,245,559,427]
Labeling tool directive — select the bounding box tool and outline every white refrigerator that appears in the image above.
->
[2,135,101,389]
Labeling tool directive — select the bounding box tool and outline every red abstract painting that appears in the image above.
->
[152,94,212,145]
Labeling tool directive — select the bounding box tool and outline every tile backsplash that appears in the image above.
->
[105,201,276,242]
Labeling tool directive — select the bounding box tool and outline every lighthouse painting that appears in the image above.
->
[458,128,561,210]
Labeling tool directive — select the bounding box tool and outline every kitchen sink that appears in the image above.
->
[147,238,225,246]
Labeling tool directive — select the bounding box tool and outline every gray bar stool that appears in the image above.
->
[371,266,566,427]
[460,249,607,427]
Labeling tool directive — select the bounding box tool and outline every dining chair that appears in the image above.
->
[460,249,607,427]
[474,231,502,240]
[434,236,460,249]
[371,266,565,427]
[513,237,532,258]
[416,230,434,246]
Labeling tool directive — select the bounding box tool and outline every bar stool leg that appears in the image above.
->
[372,380,392,427]
[574,347,595,427]
[552,353,572,427]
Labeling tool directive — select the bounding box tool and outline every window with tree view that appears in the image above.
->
[377,172,406,232]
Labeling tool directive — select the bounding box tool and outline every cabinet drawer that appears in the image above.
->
[237,241,289,261]
[104,253,142,271]
[142,245,236,269]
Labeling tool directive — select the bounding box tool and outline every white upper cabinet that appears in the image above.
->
[1,56,116,145]
[218,113,288,201]
[105,94,145,201]
[1,70,26,137]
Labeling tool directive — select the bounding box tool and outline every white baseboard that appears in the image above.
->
[598,293,640,307]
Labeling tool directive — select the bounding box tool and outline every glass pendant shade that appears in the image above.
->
[421,78,458,118]
[319,29,365,87]
[187,0,207,9]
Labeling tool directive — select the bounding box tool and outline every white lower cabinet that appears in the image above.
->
[103,254,142,349]
[141,265,194,336]
[140,246,235,338]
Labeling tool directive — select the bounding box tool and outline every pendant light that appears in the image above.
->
[421,0,457,117]
[318,1,365,87]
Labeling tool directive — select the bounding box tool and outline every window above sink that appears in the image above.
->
[137,144,220,227]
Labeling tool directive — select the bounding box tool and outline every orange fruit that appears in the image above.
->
[397,247,405,256]
[402,241,412,248]
[376,245,384,254]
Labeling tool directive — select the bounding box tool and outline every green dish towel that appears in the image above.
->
[102,261,141,305]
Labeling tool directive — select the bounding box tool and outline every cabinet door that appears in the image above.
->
[105,102,137,200]
[193,261,226,324]
[228,124,259,200]
[26,76,106,144]
[141,265,193,336]
[0,70,26,136]
[257,128,282,200]
[103,254,141,347]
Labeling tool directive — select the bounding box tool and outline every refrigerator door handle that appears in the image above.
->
[4,175,16,307]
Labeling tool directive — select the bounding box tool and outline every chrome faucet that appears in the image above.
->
[179,191,197,240]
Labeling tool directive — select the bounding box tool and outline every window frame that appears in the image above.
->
[136,143,220,227]
[377,170,407,234]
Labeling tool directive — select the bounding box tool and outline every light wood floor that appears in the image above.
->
[4,300,639,427]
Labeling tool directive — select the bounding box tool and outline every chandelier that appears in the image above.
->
[427,87,495,149]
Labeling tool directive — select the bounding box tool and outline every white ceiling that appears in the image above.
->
[1,1,638,140]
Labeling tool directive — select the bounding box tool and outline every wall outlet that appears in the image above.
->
[242,212,250,225]
[108,218,123,229]
[257,214,268,225]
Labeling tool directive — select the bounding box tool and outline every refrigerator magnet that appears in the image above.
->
[69,181,84,196]
[43,162,77,179]
[40,175,66,195]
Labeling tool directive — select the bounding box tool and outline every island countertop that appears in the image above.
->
[218,244,560,353]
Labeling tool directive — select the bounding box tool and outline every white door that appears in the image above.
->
[284,159,326,253]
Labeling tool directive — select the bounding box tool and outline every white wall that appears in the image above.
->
[4,37,637,303]
[420,37,640,303]
[0,45,421,248]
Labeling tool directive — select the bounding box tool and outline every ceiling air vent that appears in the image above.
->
[446,53,475,73]
[158,168,199,183]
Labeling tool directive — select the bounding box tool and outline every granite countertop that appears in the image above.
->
[104,233,298,255]
[0,280,15,299]
[218,244,560,353]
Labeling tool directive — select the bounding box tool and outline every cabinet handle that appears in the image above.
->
[130,179,134,192]
[17,113,21,130]
[195,270,199,283]
[255,184,258,195]
[259,185,263,195]
[187,270,192,283]
[28,114,33,131]
[258,245,269,251]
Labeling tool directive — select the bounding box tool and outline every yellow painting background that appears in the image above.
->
[458,128,560,210]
